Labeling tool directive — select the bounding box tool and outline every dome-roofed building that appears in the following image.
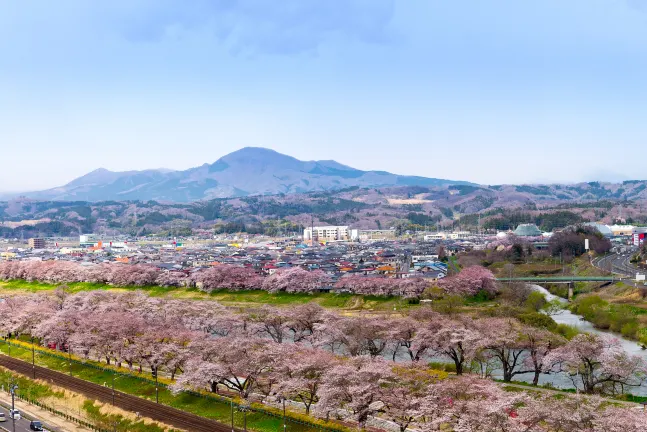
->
[583,222,613,238]
[514,223,542,237]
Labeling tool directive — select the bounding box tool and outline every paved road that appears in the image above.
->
[0,400,46,432]
[594,250,642,278]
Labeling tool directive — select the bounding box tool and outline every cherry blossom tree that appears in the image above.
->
[543,333,647,394]
[274,347,338,414]
[285,303,326,343]
[315,356,394,428]
[421,318,482,375]
[420,375,523,432]
[262,267,330,293]
[173,336,279,398]
[437,265,498,296]
[247,306,290,343]
[519,327,565,386]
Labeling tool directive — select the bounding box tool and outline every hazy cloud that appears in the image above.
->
[107,0,396,54]
[627,0,647,11]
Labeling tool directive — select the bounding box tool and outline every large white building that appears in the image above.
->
[303,226,350,242]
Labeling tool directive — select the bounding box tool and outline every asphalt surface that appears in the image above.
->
[0,401,46,432]
[594,250,642,278]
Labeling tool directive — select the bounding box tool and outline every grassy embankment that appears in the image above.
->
[0,364,182,432]
[0,339,347,432]
[0,279,422,313]
[487,255,647,344]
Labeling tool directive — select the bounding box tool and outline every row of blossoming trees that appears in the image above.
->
[0,289,645,430]
[0,260,497,298]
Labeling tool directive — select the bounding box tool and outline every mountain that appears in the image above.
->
[21,147,473,202]
[5,180,647,239]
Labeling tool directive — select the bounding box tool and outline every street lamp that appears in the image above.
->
[238,403,250,432]
[283,399,287,432]
[111,370,121,406]
[153,368,159,403]
[10,383,18,432]
[31,336,36,379]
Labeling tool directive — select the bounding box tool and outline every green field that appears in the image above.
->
[0,279,416,311]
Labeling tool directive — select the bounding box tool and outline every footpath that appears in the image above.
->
[0,389,90,432]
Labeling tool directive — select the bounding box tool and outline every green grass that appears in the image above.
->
[0,340,345,432]
[0,280,418,311]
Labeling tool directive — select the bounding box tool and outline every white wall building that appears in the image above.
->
[303,226,350,242]
[424,233,447,241]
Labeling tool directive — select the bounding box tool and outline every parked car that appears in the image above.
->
[30,420,44,431]
[9,409,21,420]
[0,412,5,422]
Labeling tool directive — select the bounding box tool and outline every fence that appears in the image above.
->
[17,394,111,432]
[0,339,348,432]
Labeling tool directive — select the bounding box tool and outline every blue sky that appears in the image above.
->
[1,0,647,191]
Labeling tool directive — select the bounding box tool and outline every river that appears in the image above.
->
[508,285,647,394]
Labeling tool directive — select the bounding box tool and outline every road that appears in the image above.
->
[0,355,239,432]
[594,250,643,278]
[0,400,44,432]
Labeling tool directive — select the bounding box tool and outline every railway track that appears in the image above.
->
[0,354,238,432]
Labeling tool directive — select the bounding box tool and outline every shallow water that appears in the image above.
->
[508,285,647,394]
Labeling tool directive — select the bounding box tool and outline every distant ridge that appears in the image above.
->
[18,147,473,203]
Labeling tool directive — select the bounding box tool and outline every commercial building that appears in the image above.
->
[303,226,350,242]
[633,228,647,247]
[80,234,99,247]
[513,224,542,237]
[351,229,397,241]
[609,225,635,236]
[28,238,46,249]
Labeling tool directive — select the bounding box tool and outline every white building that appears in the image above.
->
[352,229,397,241]
[303,226,350,242]
[79,234,98,247]
[449,231,471,240]
[424,233,447,241]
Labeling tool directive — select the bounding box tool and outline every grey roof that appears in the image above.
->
[584,223,613,237]
[514,224,542,237]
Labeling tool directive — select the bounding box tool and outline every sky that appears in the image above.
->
[2,0,647,192]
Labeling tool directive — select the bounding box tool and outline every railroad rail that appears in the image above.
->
[0,354,239,432]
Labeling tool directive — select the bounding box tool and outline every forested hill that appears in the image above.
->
[1,180,647,237]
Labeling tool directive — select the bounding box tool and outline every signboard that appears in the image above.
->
[585,239,590,251]
[637,274,646,282]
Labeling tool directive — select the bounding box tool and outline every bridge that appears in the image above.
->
[495,276,625,299]
[496,276,625,283]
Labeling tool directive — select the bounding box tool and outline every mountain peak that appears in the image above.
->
[23,147,470,202]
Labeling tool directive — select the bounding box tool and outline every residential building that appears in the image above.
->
[424,233,447,241]
[28,238,46,249]
[303,226,350,242]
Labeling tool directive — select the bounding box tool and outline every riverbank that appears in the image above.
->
[0,280,416,312]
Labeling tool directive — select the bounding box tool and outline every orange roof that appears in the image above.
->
[377,265,395,271]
